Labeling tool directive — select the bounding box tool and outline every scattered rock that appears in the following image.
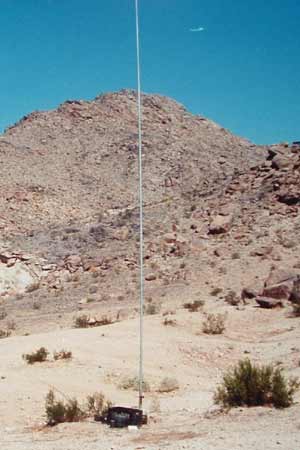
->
[113,226,130,241]
[271,155,291,170]
[256,297,283,309]
[209,214,233,234]
[88,317,97,326]
[250,246,273,257]
[25,282,40,293]
[78,298,89,305]
[163,233,179,244]
[89,285,98,294]
[277,191,300,206]
[241,286,259,301]
[65,255,82,272]
[145,273,157,281]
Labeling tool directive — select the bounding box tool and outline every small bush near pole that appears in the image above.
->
[45,390,85,426]
[45,389,111,426]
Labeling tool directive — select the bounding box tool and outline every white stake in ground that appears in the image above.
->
[134,0,145,411]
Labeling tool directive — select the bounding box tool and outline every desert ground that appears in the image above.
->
[1,295,300,450]
[0,90,299,449]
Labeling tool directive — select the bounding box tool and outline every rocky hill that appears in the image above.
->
[0,89,299,332]
[0,89,264,233]
[1,90,300,450]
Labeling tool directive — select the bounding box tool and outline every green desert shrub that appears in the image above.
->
[86,392,112,417]
[23,347,49,364]
[45,390,111,426]
[214,359,299,409]
[45,390,85,426]
[45,391,66,425]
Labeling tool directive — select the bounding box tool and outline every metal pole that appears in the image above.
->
[134,0,144,410]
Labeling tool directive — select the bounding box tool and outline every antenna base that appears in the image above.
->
[96,406,147,428]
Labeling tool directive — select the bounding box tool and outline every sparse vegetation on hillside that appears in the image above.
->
[183,300,204,312]
[162,315,177,326]
[0,309,7,320]
[144,299,161,315]
[0,329,11,339]
[214,359,299,409]
[53,349,72,360]
[74,314,113,328]
[23,347,49,364]
[210,287,223,297]
[74,314,89,328]
[224,290,239,306]
[202,313,226,335]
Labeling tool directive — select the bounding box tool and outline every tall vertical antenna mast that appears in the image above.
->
[134,0,145,410]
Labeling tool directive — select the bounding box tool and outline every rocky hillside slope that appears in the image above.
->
[0,90,299,334]
[0,89,264,233]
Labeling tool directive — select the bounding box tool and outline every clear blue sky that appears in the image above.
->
[0,0,299,144]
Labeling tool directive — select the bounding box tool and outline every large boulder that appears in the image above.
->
[0,262,37,295]
[262,283,292,299]
[290,276,300,304]
[277,190,300,206]
[264,268,298,287]
[271,154,292,170]
[160,233,188,256]
[262,268,298,300]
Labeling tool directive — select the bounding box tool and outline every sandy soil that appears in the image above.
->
[1,299,299,450]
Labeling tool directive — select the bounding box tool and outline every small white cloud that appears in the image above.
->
[189,27,205,32]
